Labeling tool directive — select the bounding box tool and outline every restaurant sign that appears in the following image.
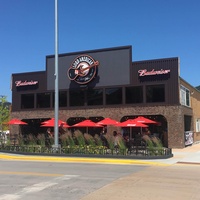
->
[15,80,38,87]
[138,69,171,76]
[67,54,99,84]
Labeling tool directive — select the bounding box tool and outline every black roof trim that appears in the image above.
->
[46,45,132,59]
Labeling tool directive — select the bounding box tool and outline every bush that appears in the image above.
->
[37,134,45,146]
[142,135,164,155]
[104,133,115,149]
[74,130,85,146]
[84,133,96,146]
[26,134,37,145]
[94,134,103,146]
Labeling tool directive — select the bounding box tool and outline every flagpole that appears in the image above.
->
[54,0,59,148]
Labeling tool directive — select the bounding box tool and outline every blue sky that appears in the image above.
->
[1,0,200,102]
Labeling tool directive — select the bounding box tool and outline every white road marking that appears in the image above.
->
[0,181,57,199]
[0,194,20,200]
[0,174,80,199]
[55,174,79,180]
[20,182,58,194]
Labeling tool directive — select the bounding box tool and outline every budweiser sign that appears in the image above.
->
[138,69,170,76]
[15,80,38,87]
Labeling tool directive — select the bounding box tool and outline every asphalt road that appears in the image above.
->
[1,148,200,200]
[0,159,147,200]
[82,163,200,200]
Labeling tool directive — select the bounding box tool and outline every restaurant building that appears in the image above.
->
[10,45,200,148]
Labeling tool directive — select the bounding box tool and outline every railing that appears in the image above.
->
[0,145,172,158]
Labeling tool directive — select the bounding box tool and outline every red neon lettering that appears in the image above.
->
[15,80,38,87]
[138,69,170,76]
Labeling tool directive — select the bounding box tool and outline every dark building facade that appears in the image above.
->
[11,46,200,148]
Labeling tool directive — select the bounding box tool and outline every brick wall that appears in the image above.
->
[11,105,188,148]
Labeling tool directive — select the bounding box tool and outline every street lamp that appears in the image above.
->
[54,0,59,149]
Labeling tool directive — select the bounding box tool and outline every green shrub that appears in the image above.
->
[26,134,37,145]
[60,132,68,147]
[152,136,164,155]
[74,130,85,146]
[84,133,96,146]
[17,135,24,146]
[117,135,126,150]
[142,135,155,155]
[37,133,45,146]
[104,133,115,149]
[94,134,103,146]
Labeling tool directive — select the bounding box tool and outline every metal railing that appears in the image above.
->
[0,144,172,158]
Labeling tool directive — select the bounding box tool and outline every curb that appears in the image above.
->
[0,153,170,166]
[0,150,173,160]
[176,161,200,165]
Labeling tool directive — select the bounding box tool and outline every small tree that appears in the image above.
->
[0,96,10,131]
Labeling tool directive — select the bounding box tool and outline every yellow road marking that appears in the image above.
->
[0,154,169,166]
[0,171,63,177]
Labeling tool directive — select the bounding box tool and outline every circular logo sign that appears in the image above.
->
[68,54,99,84]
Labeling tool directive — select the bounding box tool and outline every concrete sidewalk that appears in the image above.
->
[171,142,200,164]
[80,143,200,200]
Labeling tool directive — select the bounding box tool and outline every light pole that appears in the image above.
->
[54,0,59,149]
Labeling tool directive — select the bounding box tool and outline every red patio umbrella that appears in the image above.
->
[61,124,71,128]
[133,116,158,124]
[73,120,103,127]
[116,119,148,127]
[41,123,70,128]
[133,116,158,134]
[116,119,148,139]
[7,119,27,138]
[7,118,27,125]
[72,119,103,133]
[97,118,120,126]
[41,118,69,127]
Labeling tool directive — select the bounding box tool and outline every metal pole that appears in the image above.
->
[54,0,59,147]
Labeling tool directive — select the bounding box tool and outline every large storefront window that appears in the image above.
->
[180,85,190,107]
[69,90,84,106]
[87,88,103,106]
[21,94,34,109]
[125,86,143,104]
[146,84,165,103]
[106,87,122,105]
[36,93,51,108]
[53,91,67,107]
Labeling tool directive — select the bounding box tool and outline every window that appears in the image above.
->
[106,87,122,105]
[69,89,84,106]
[37,93,51,108]
[53,91,67,107]
[21,94,34,109]
[180,85,190,107]
[87,88,103,106]
[125,86,143,104]
[196,119,200,132]
[146,84,165,103]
